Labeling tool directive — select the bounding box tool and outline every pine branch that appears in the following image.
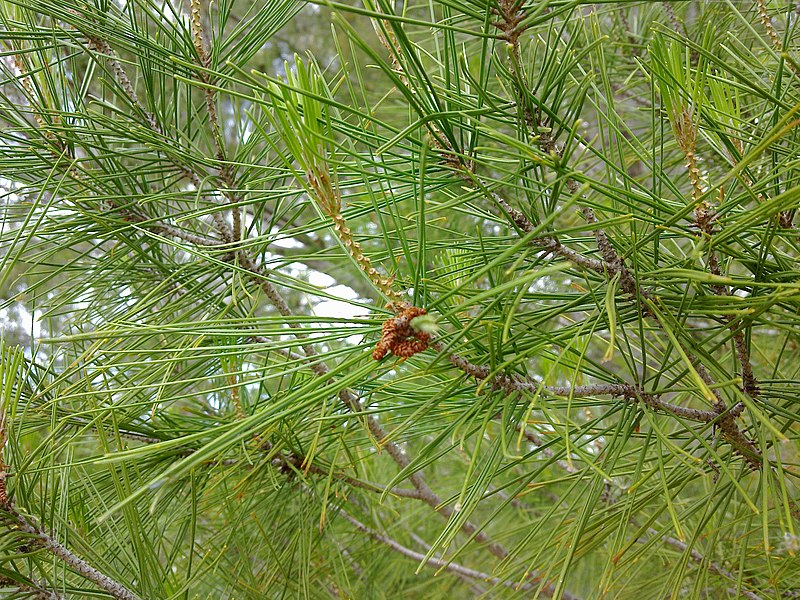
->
[0,506,141,600]
[484,4,761,468]
[662,3,687,38]
[259,440,424,500]
[407,531,489,594]
[9,33,525,584]
[3,2,797,595]
[694,196,760,398]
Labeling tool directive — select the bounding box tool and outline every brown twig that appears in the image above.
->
[374,4,645,309]
[650,68,762,462]
[0,576,63,600]
[670,95,760,401]
[187,0,242,243]
[86,38,159,131]
[691,360,760,468]
[440,343,720,423]
[337,509,577,599]
[662,3,687,38]
[483,4,648,308]
[692,189,760,398]
[15,36,228,254]
[259,441,424,500]
[493,0,535,132]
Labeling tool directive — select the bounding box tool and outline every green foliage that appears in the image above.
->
[1,1,799,598]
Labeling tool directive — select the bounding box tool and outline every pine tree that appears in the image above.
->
[1,1,799,598]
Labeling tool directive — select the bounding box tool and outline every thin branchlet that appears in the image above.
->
[0,361,139,600]
[440,343,719,423]
[257,440,424,500]
[87,38,159,131]
[694,201,760,397]
[662,3,687,38]
[0,576,63,600]
[338,509,576,598]
[186,0,242,242]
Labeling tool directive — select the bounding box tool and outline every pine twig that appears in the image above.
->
[662,102,761,463]
[0,576,63,600]
[89,30,239,245]
[662,3,687,38]
[334,385,512,560]
[692,189,760,398]
[260,441,424,500]
[407,532,488,594]
[86,38,159,131]
[0,467,139,600]
[337,509,579,599]
[187,0,242,243]
[440,343,719,423]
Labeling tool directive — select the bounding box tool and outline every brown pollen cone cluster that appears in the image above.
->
[373,307,430,360]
